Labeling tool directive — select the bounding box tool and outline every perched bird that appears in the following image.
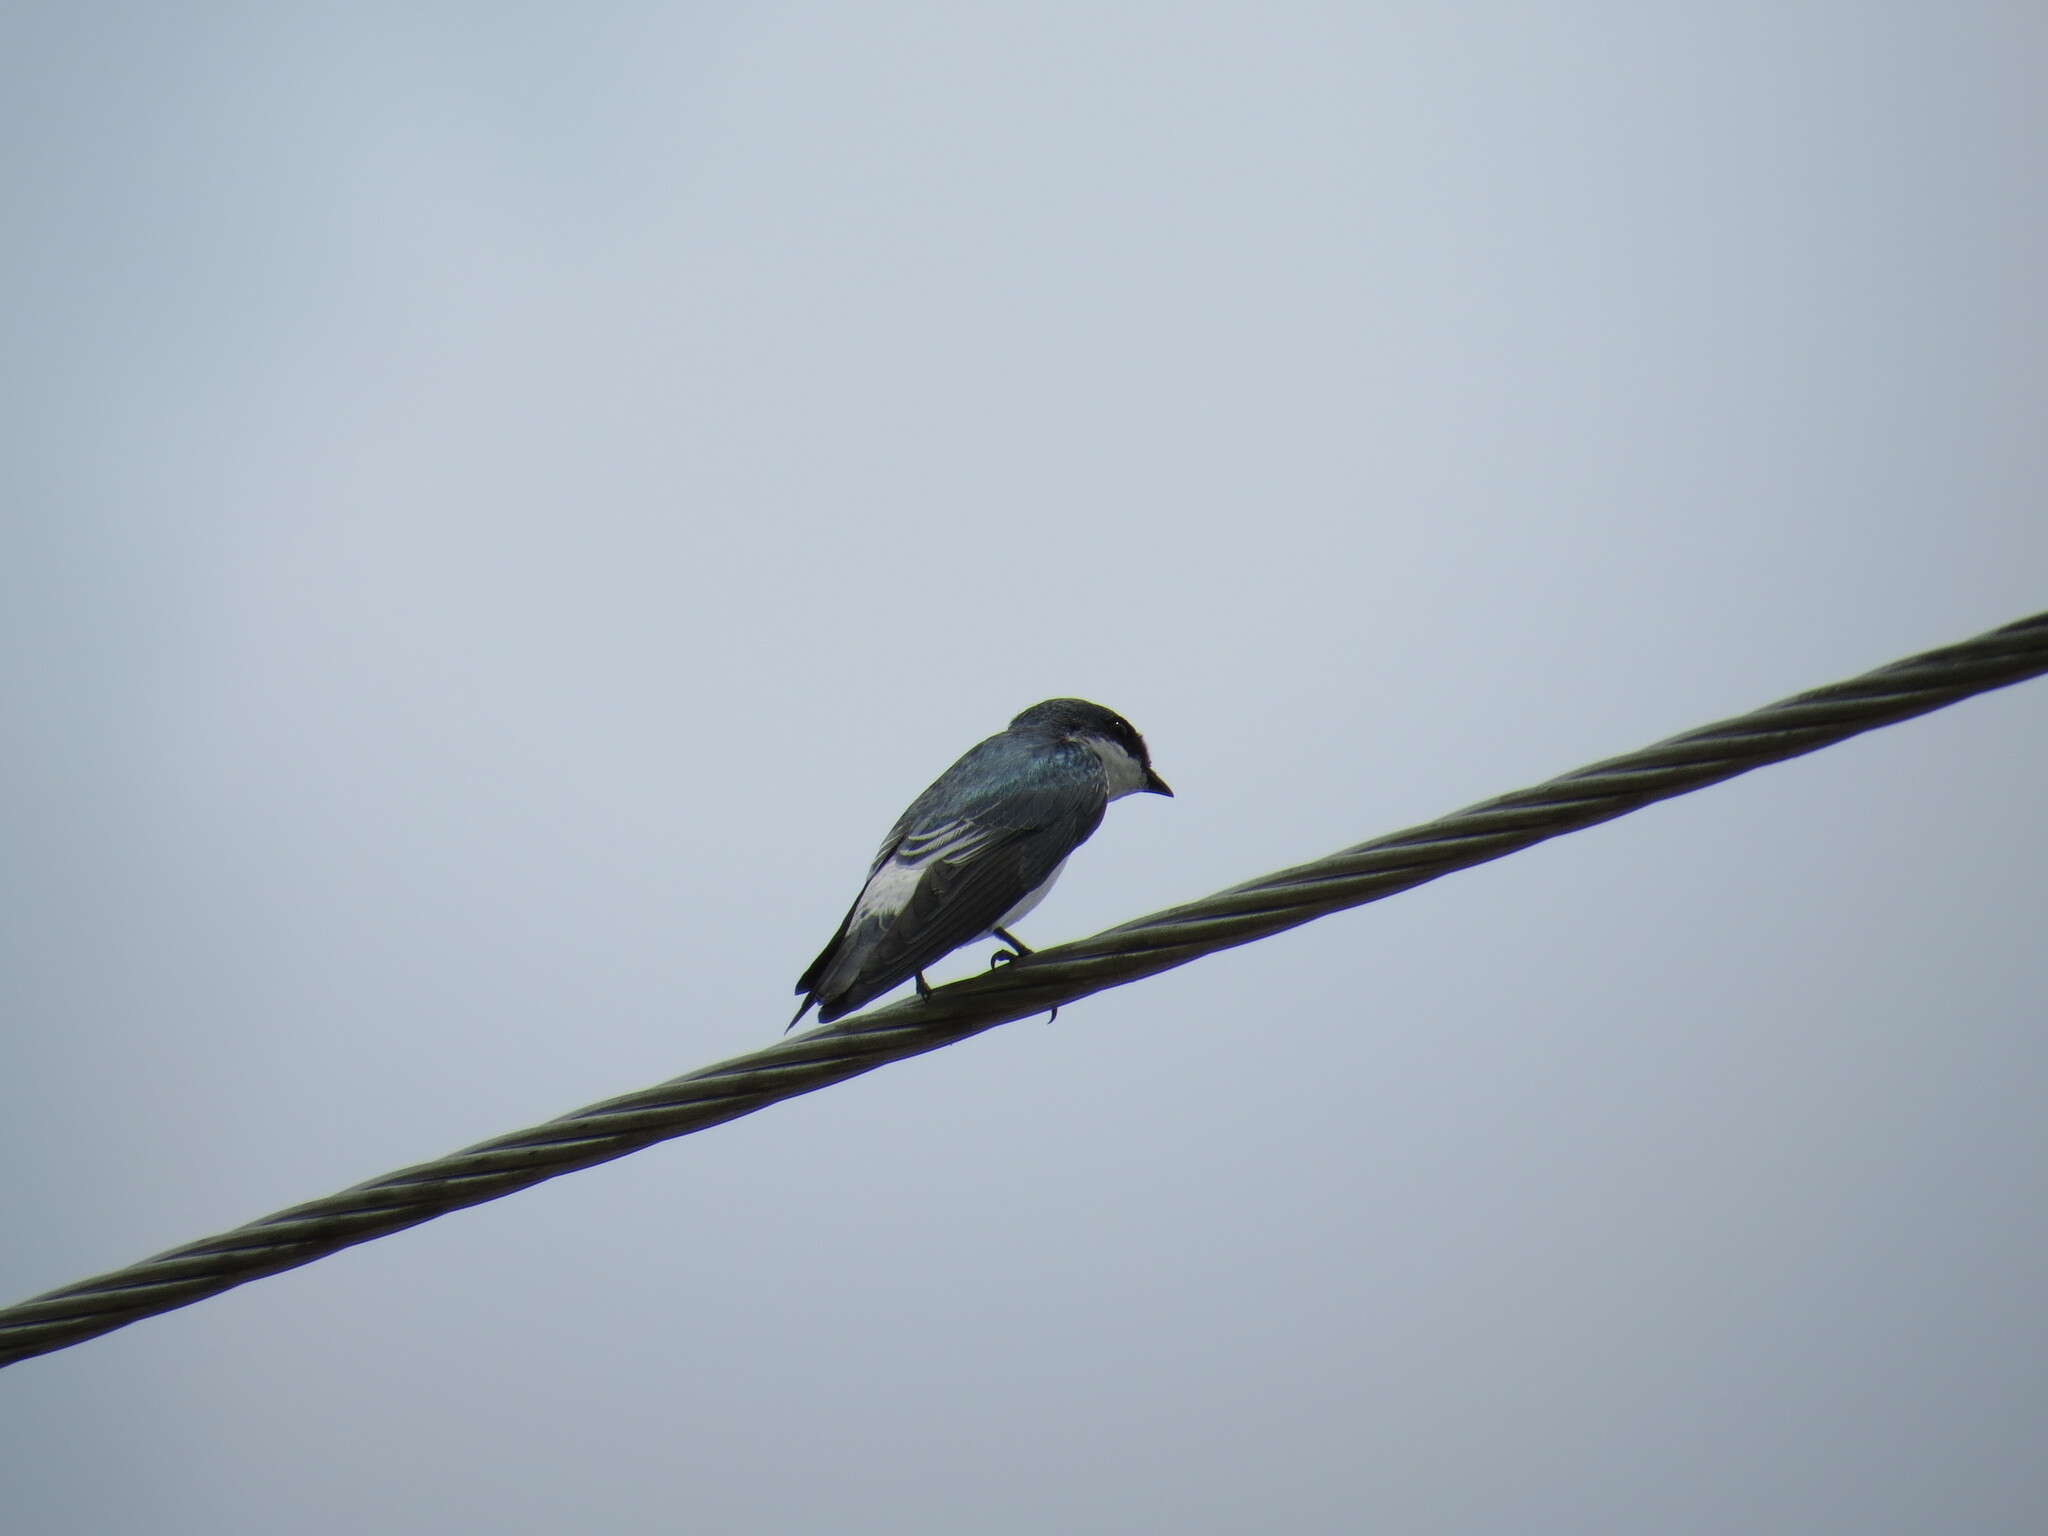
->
[790,698,1173,1027]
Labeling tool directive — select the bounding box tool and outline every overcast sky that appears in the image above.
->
[4,4,2045,1532]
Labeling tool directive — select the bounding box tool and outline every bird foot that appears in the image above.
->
[986,936,1058,1023]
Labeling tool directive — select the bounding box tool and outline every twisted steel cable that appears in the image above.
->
[4,611,2043,1369]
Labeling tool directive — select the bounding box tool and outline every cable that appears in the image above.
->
[3,611,2043,1368]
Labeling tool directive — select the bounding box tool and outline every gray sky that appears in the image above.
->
[4,4,2045,1532]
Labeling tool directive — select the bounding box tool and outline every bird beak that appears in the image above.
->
[1144,769,1174,797]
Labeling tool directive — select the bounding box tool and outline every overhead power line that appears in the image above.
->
[2,611,2043,1369]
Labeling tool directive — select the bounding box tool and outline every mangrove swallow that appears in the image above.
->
[790,698,1173,1027]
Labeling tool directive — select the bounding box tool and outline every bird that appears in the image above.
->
[790,698,1173,1028]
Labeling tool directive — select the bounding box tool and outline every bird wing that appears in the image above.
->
[796,737,1108,1021]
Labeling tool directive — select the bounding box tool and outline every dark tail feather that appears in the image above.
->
[787,995,816,1033]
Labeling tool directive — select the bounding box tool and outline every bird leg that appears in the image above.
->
[913,971,933,999]
[989,927,1034,966]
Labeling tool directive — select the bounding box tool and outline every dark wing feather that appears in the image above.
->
[791,818,993,1005]
[794,736,1107,1023]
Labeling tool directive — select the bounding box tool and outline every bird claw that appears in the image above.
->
[986,941,1056,1019]
[989,927,1035,970]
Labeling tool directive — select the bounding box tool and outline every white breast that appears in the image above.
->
[993,857,1070,931]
